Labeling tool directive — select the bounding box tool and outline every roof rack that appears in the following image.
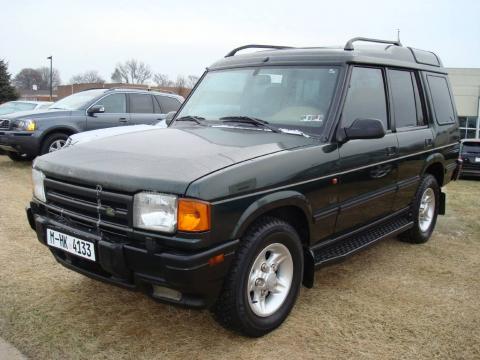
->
[225,44,293,57]
[344,37,402,51]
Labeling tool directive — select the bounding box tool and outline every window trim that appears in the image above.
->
[91,93,127,115]
[424,73,457,125]
[339,65,391,132]
[128,93,155,114]
[387,68,428,132]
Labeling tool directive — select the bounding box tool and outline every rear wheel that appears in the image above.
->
[40,133,69,155]
[7,152,34,161]
[213,217,303,337]
[400,174,439,244]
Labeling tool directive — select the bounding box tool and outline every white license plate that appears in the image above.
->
[46,228,96,261]
[475,157,480,163]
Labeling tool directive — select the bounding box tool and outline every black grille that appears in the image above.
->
[44,178,133,238]
[0,119,10,130]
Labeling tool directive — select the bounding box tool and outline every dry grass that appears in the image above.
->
[0,156,479,360]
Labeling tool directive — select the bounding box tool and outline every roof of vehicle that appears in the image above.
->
[76,87,184,101]
[8,100,53,105]
[210,38,446,74]
[461,139,480,143]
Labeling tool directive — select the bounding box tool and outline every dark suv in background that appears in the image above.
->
[0,88,183,160]
[460,139,480,177]
[28,38,460,337]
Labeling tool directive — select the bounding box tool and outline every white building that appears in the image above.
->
[447,68,480,139]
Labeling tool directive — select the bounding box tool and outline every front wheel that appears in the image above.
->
[213,217,304,337]
[40,133,69,155]
[400,174,440,244]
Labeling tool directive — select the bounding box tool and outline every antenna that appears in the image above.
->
[396,28,401,43]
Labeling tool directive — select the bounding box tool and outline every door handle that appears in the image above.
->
[386,146,397,157]
[424,138,433,147]
[119,117,128,123]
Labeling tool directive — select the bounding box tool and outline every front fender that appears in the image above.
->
[231,190,313,241]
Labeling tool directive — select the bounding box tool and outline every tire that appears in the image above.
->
[400,174,440,244]
[213,216,304,337]
[7,152,34,161]
[40,133,69,155]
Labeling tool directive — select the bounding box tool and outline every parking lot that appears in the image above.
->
[0,155,478,359]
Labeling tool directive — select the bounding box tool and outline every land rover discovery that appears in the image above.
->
[27,38,461,337]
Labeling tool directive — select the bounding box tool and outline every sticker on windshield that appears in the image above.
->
[301,114,324,122]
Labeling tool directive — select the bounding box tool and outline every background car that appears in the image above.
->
[460,139,480,178]
[0,88,183,161]
[0,100,53,115]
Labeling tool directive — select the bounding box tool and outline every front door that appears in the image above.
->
[87,93,130,130]
[335,66,399,233]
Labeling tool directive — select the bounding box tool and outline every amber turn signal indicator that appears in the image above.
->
[208,254,225,266]
[178,199,211,232]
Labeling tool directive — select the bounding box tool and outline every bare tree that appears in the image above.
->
[187,75,199,88]
[37,66,61,89]
[174,75,187,93]
[111,59,152,84]
[14,68,43,90]
[70,70,105,84]
[153,73,173,87]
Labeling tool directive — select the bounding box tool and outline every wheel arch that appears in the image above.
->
[231,190,313,246]
[40,126,78,144]
[421,153,445,186]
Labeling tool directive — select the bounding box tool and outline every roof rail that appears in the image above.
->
[225,44,293,57]
[344,37,402,51]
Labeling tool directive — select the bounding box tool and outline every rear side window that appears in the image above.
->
[426,75,455,124]
[129,94,154,114]
[95,94,126,113]
[342,67,388,130]
[156,96,181,113]
[389,70,424,128]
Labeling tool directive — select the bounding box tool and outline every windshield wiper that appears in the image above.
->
[219,116,281,133]
[175,115,206,124]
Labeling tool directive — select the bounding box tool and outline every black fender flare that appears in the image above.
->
[230,190,314,242]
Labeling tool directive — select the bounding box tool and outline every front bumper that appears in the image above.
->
[27,202,238,308]
[0,131,40,156]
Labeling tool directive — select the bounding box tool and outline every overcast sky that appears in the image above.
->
[1,0,479,84]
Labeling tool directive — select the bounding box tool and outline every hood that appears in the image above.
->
[68,121,166,146]
[35,125,318,195]
[1,108,72,120]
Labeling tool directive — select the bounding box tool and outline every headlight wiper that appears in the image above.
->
[175,115,206,124]
[219,116,281,133]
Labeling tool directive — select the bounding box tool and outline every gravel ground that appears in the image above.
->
[0,156,479,360]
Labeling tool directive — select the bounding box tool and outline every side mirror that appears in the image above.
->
[165,111,177,126]
[87,105,105,115]
[343,118,386,141]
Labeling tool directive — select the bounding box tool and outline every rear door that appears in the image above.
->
[155,95,182,115]
[335,66,399,233]
[86,93,129,130]
[128,93,162,125]
[387,69,434,210]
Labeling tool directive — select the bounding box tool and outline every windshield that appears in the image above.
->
[176,66,340,134]
[462,142,480,154]
[49,89,106,110]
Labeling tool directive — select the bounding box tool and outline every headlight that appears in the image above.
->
[15,119,36,131]
[133,192,177,233]
[32,169,46,202]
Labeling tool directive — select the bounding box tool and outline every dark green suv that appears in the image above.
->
[27,38,461,337]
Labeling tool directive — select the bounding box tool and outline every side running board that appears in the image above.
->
[311,213,413,268]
